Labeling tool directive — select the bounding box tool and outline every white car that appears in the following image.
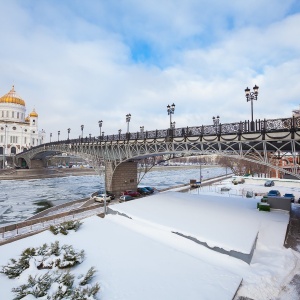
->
[93,194,111,203]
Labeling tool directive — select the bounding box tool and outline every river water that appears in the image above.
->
[0,166,228,225]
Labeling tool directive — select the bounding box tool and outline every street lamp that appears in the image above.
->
[81,125,84,138]
[140,126,144,132]
[98,120,103,139]
[118,129,122,138]
[58,131,60,141]
[50,133,52,143]
[167,103,175,128]
[126,114,131,133]
[89,133,91,141]
[67,128,71,140]
[212,116,220,133]
[245,85,259,131]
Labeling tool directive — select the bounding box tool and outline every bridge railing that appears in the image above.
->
[18,116,299,154]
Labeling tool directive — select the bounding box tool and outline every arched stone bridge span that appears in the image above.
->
[15,116,300,195]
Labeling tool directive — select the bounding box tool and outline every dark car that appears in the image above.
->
[119,195,134,202]
[283,193,295,203]
[144,187,155,194]
[137,187,151,195]
[267,190,281,197]
[123,190,141,197]
[264,180,275,187]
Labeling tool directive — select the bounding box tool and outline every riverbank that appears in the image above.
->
[0,167,97,180]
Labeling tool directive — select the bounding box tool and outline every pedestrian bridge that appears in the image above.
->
[15,116,300,195]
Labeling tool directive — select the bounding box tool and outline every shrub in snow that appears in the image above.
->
[37,242,85,269]
[79,267,96,286]
[12,272,52,299]
[0,247,36,279]
[12,269,100,299]
[1,242,85,277]
[49,220,83,235]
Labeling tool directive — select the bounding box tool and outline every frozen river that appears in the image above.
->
[0,166,228,225]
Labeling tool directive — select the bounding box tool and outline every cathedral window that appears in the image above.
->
[17,112,19,118]
[12,111,14,118]
[1,111,3,117]
[6,111,8,117]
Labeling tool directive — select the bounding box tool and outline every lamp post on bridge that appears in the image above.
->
[140,126,144,133]
[245,85,259,131]
[167,103,175,129]
[81,125,84,138]
[212,116,220,131]
[67,128,70,140]
[126,114,131,133]
[118,129,121,139]
[98,120,103,140]
[58,131,60,142]
[50,133,52,143]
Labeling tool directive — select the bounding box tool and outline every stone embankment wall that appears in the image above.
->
[0,168,96,180]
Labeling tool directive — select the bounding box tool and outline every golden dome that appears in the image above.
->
[0,86,26,106]
[29,108,38,117]
[25,115,30,122]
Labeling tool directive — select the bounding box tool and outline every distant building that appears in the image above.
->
[0,86,45,168]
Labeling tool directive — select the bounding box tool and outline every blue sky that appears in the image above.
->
[0,0,300,140]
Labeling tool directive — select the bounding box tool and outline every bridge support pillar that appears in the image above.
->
[105,161,138,196]
[30,159,45,169]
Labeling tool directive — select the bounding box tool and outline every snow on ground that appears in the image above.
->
[113,192,261,254]
[0,178,300,299]
[0,215,242,300]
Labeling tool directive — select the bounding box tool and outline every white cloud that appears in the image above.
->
[0,1,299,140]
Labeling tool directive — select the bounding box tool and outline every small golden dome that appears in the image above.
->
[29,108,38,117]
[25,115,30,122]
[0,86,26,106]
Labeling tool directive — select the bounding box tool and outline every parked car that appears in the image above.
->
[283,193,295,203]
[123,190,141,197]
[119,195,134,202]
[232,177,245,184]
[144,187,155,194]
[267,190,281,197]
[137,187,151,195]
[93,194,112,203]
[264,180,275,187]
[97,190,115,200]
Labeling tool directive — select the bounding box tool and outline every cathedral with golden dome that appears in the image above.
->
[0,86,45,168]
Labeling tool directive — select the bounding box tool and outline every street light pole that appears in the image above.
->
[212,116,220,133]
[67,128,71,140]
[126,114,131,133]
[167,103,175,128]
[50,133,52,143]
[58,131,60,142]
[81,125,84,138]
[98,120,103,139]
[245,85,259,131]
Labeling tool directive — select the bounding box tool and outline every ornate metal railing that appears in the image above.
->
[20,116,300,154]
